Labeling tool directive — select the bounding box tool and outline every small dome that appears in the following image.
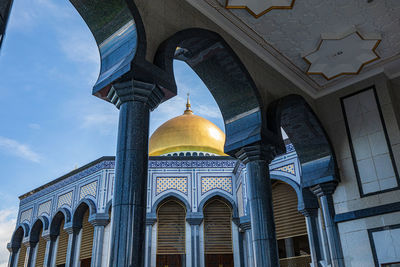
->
[149,96,226,156]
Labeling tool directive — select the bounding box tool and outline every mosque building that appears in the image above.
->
[8,99,312,267]
[3,1,400,267]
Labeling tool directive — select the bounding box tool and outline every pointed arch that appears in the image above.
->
[73,198,97,226]
[268,94,339,188]
[151,192,190,213]
[154,28,264,154]
[199,192,238,218]
[10,225,27,249]
[50,208,71,236]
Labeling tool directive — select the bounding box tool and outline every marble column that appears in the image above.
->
[236,144,279,267]
[26,241,38,267]
[108,80,164,267]
[318,210,332,266]
[89,214,110,267]
[186,213,203,267]
[300,208,323,267]
[64,225,80,267]
[233,217,245,267]
[311,182,344,267]
[7,243,18,267]
[43,234,57,267]
[239,217,254,267]
[145,215,157,267]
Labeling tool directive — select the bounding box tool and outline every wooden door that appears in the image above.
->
[156,254,182,267]
[205,254,234,267]
[80,258,91,267]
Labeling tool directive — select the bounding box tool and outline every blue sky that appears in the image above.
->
[0,0,223,264]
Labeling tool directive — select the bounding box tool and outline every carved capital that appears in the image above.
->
[89,213,110,227]
[64,225,80,235]
[235,143,277,164]
[7,242,14,253]
[299,207,319,217]
[146,213,157,226]
[239,216,251,231]
[107,80,164,110]
[186,212,204,226]
[310,181,338,197]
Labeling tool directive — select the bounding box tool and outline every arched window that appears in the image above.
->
[79,209,94,267]
[35,228,46,266]
[203,198,234,267]
[156,199,186,267]
[55,220,68,267]
[272,182,311,266]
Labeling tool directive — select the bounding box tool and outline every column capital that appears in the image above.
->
[146,213,157,226]
[299,207,319,217]
[42,233,53,242]
[7,242,13,253]
[64,225,80,235]
[238,216,251,231]
[22,240,32,248]
[107,80,164,110]
[310,181,338,197]
[235,143,277,164]
[89,213,110,227]
[186,212,204,225]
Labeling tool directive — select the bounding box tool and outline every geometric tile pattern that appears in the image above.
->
[19,208,33,223]
[37,200,52,216]
[79,181,98,200]
[272,163,296,175]
[57,191,73,209]
[201,177,233,195]
[304,31,380,80]
[156,177,188,195]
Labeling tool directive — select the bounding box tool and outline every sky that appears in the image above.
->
[0,0,224,265]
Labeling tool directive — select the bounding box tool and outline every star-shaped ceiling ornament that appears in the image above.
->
[225,0,295,18]
[304,31,381,80]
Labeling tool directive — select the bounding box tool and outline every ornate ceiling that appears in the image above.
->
[225,0,295,17]
[187,0,400,97]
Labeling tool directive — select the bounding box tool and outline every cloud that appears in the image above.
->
[28,123,41,130]
[59,33,99,66]
[0,209,17,267]
[0,137,41,163]
[150,96,187,134]
[65,96,118,136]
[194,104,221,119]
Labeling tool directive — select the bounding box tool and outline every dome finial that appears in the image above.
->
[184,93,193,114]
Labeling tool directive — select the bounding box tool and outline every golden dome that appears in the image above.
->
[149,95,226,156]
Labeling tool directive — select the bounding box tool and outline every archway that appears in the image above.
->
[30,218,47,266]
[156,199,187,267]
[79,209,95,266]
[272,181,311,266]
[268,94,339,187]
[10,226,27,267]
[50,211,69,267]
[203,197,234,267]
[73,201,95,266]
[154,28,265,155]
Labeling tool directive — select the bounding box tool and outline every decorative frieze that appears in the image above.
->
[149,160,236,169]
